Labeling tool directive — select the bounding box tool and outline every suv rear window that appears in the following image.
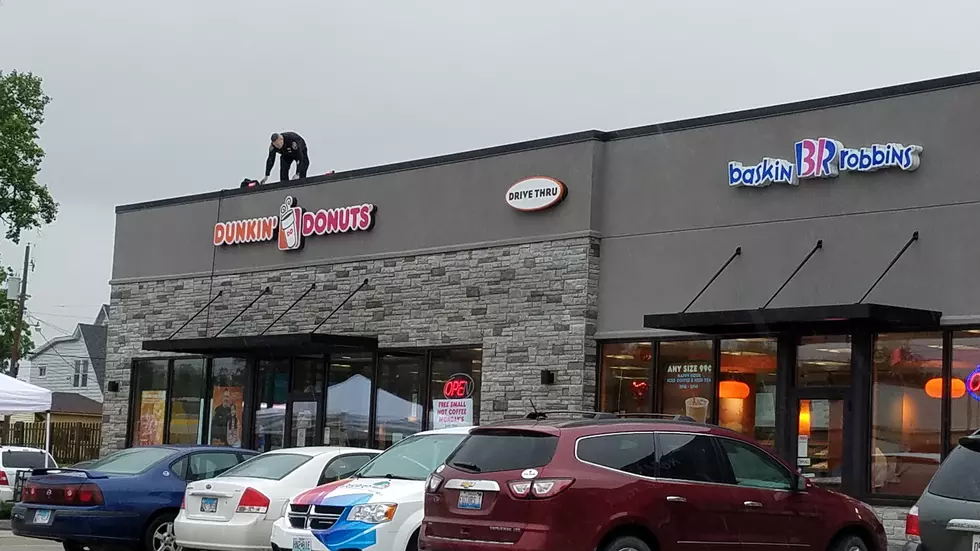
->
[448,430,558,473]
[928,446,980,502]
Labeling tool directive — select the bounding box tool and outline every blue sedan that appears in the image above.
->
[11,445,258,551]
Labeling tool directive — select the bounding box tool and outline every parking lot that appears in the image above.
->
[0,531,62,551]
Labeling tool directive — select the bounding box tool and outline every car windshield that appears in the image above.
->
[83,447,179,475]
[1,450,55,469]
[218,453,310,480]
[356,433,467,481]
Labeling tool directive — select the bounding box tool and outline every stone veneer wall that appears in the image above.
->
[101,237,600,456]
[875,505,910,549]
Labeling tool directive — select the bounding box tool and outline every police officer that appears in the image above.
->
[260,132,309,184]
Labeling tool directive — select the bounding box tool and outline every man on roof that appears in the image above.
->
[260,131,310,184]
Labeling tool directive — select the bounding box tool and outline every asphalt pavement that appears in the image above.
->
[0,530,63,551]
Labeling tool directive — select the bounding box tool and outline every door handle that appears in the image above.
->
[666,496,687,503]
[744,501,763,508]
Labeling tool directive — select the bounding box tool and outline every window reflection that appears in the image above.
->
[658,341,714,422]
[719,339,777,449]
[376,353,424,448]
[168,359,205,445]
[951,331,980,452]
[797,335,852,386]
[600,343,652,414]
[325,352,373,449]
[872,332,942,496]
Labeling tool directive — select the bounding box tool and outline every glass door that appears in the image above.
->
[288,357,324,448]
[796,398,846,491]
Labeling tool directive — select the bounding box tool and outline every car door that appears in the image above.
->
[317,454,376,486]
[716,437,818,549]
[655,432,741,550]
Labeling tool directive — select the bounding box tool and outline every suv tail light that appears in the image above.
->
[905,505,920,542]
[0,471,8,486]
[425,474,444,493]
[237,487,270,514]
[508,478,574,499]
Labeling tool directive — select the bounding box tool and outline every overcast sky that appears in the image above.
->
[0,0,978,340]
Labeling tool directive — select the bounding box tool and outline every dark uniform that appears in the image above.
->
[266,131,310,182]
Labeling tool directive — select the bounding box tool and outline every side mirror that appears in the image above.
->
[795,475,807,491]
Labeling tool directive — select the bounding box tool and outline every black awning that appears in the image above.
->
[142,332,378,356]
[643,303,942,335]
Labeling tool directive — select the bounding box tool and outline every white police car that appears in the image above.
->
[271,426,473,551]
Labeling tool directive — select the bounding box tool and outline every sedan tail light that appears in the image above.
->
[21,482,103,506]
[905,505,920,543]
[237,487,270,514]
[507,478,574,498]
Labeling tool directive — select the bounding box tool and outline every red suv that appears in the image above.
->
[421,412,886,551]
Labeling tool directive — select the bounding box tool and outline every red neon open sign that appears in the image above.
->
[443,373,475,399]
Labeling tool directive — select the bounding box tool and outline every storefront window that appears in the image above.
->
[326,352,374,448]
[209,358,246,447]
[130,359,169,447]
[600,343,653,414]
[872,332,942,496]
[254,359,288,452]
[797,335,852,386]
[951,330,980,452]
[429,348,483,429]
[376,353,425,448]
[168,359,205,445]
[658,340,714,422]
[290,357,324,448]
[719,339,777,449]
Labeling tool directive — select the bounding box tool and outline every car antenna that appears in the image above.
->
[528,398,539,418]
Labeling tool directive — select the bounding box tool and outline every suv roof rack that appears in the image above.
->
[615,413,700,422]
[525,411,618,420]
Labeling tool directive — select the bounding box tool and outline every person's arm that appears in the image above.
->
[261,145,276,184]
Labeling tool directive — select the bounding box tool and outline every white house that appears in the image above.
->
[19,305,109,405]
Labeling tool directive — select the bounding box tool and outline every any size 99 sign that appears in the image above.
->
[443,373,475,399]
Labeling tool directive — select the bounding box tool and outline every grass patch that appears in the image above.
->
[0,501,12,520]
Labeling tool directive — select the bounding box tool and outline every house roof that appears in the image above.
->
[78,324,107,392]
[50,392,102,415]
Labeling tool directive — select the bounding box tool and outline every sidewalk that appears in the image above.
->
[0,519,10,530]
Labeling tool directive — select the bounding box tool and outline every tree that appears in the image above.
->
[0,267,33,375]
[0,70,58,243]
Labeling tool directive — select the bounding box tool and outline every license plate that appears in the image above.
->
[33,509,51,524]
[293,537,312,551]
[457,490,483,510]
[973,534,980,551]
[200,497,218,513]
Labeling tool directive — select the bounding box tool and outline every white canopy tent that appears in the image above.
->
[0,373,54,466]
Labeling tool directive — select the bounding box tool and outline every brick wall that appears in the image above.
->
[101,237,600,455]
[875,505,910,549]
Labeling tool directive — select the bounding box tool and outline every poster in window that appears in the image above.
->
[432,399,473,429]
[210,386,244,448]
[137,390,166,446]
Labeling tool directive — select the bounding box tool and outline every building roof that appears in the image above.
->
[50,392,102,415]
[116,69,980,214]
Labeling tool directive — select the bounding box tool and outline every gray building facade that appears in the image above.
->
[105,71,980,541]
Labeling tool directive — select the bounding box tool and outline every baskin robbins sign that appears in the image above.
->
[213,195,376,251]
[728,137,923,188]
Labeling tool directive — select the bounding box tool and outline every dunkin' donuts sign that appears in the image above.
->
[213,195,376,251]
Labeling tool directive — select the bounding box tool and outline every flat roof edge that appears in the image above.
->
[117,70,980,214]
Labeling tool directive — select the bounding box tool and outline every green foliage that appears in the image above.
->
[0,267,33,374]
[0,70,58,243]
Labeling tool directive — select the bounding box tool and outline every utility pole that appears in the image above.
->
[10,244,30,379]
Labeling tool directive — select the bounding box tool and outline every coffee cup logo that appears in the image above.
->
[278,196,302,251]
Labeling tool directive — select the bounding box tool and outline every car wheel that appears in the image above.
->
[832,535,868,551]
[145,513,182,551]
[602,536,652,551]
[407,530,419,551]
